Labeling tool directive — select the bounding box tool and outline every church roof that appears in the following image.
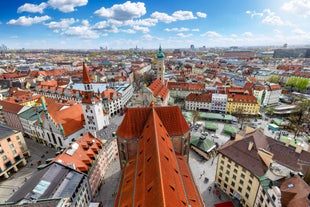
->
[115,107,203,207]
[116,105,189,138]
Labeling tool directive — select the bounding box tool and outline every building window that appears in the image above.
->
[226,170,230,175]
[227,164,231,169]
[225,177,229,182]
[7,138,11,142]
[245,193,249,199]
[12,150,17,155]
[219,172,223,177]
[248,179,253,185]
[233,168,237,173]
[241,173,245,179]
[240,179,244,185]
[9,144,14,148]
[232,174,236,180]
[231,181,235,187]
[238,186,242,193]
[2,155,7,161]
[246,186,251,191]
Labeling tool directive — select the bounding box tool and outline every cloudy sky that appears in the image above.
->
[1,0,310,49]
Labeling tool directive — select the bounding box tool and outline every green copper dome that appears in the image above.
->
[157,46,165,59]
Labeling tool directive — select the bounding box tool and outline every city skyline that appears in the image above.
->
[0,0,310,50]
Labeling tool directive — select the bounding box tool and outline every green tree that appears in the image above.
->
[295,78,309,90]
[285,100,310,139]
[266,106,275,115]
[268,75,279,83]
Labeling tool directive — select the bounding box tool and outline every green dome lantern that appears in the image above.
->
[157,46,165,59]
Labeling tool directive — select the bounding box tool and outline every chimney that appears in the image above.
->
[248,141,254,151]
[285,139,290,147]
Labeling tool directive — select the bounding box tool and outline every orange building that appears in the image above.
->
[0,124,29,179]
[115,105,204,207]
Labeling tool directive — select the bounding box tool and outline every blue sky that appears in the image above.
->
[0,0,310,49]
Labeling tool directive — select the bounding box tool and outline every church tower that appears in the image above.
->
[81,63,109,137]
[156,46,165,84]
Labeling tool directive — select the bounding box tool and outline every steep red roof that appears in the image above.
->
[116,106,190,139]
[82,63,91,84]
[115,107,203,207]
[148,79,169,100]
[53,133,103,172]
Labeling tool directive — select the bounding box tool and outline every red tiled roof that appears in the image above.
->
[0,100,24,114]
[115,107,203,207]
[185,93,212,102]
[53,133,103,172]
[167,82,205,91]
[42,98,84,136]
[231,94,257,104]
[148,79,169,100]
[116,106,190,139]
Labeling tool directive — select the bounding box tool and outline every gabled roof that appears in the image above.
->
[0,100,24,114]
[116,106,190,138]
[53,133,103,172]
[219,129,310,176]
[148,79,169,100]
[115,107,203,207]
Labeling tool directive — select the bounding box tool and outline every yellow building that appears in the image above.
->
[215,129,310,207]
[226,94,260,115]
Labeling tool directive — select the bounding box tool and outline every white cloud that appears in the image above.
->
[245,10,263,18]
[93,21,119,33]
[273,29,282,34]
[176,33,193,38]
[17,3,48,14]
[201,31,222,38]
[142,34,154,41]
[151,12,175,23]
[94,1,146,21]
[121,29,136,34]
[151,10,196,23]
[292,28,306,35]
[262,9,284,26]
[48,0,88,13]
[124,18,158,27]
[46,18,77,31]
[242,32,253,37]
[172,10,196,21]
[132,25,149,33]
[196,12,207,18]
[192,28,200,32]
[7,15,51,26]
[10,35,19,39]
[164,27,189,32]
[64,24,99,39]
[282,0,310,17]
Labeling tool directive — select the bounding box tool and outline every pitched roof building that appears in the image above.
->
[215,129,310,207]
[115,105,204,207]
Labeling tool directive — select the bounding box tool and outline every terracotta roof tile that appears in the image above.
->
[0,100,24,114]
[116,106,189,138]
[116,107,203,206]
